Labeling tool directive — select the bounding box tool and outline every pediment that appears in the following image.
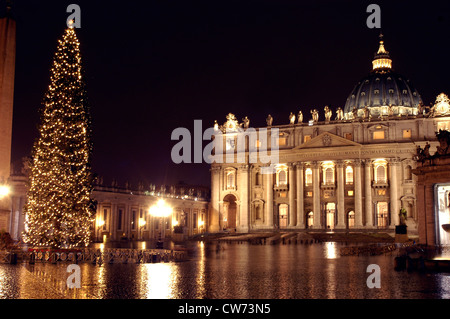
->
[295,132,362,149]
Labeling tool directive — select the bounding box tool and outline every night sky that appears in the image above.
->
[4,0,450,189]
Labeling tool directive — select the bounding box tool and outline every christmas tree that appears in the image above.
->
[23,24,95,248]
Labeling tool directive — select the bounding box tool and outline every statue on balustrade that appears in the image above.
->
[311,109,319,123]
[266,114,273,126]
[324,106,332,122]
[335,107,344,121]
[289,112,296,124]
[298,110,303,124]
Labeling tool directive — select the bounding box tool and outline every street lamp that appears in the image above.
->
[139,218,146,240]
[0,185,10,198]
[149,199,172,249]
[97,220,105,242]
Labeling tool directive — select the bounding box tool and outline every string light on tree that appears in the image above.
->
[23,25,94,249]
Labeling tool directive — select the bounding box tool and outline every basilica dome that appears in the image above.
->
[343,36,422,118]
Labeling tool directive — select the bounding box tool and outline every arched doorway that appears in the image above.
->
[347,210,355,229]
[306,211,314,229]
[278,204,288,229]
[376,202,389,229]
[223,194,237,231]
[326,202,336,230]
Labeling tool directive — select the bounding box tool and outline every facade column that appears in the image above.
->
[312,161,321,229]
[288,163,296,227]
[296,162,305,228]
[265,167,274,228]
[364,159,374,228]
[389,159,400,227]
[354,160,364,228]
[125,204,131,239]
[111,203,117,241]
[209,166,221,233]
[238,165,249,233]
[425,184,436,246]
[336,160,346,229]
[416,181,427,245]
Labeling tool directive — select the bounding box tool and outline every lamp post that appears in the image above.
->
[149,199,172,249]
[0,185,10,198]
[97,220,105,242]
[198,220,204,234]
[138,218,146,240]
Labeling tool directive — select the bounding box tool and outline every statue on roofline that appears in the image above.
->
[289,112,296,124]
[266,114,273,126]
[298,110,303,123]
[324,106,332,122]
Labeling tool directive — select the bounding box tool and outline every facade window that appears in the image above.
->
[255,205,262,220]
[305,168,313,186]
[131,210,137,230]
[405,165,412,180]
[345,133,353,140]
[347,190,354,196]
[255,140,262,148]
[377,189,386,196]
[117,209,123,230]
[402,129,412,139]
[306,191,313,197]
[373,159,388,183]
[103,209,108,230]
[322,161,335,185]
[276,165,288,186]
[325,168,334,184]
[278,170,287,185]
[226,137,235,151]
[226,171,235,189]
[255,172,262,186]
[345,166,354,184]
[373,131,385,140]
[304,135,311,143]
[278,137,287,146]
[376,165,386,183]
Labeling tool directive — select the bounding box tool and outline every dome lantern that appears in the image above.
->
[372,34,392,72]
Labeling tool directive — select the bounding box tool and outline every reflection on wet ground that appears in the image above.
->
[1,241,449,299]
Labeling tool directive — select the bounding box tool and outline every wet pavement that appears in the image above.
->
[1,241,450,299]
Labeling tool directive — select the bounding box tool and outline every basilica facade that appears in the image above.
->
[209,37,450,239]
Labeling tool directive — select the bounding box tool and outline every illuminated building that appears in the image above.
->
[209,35,450,242]
[8,168,209,242]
